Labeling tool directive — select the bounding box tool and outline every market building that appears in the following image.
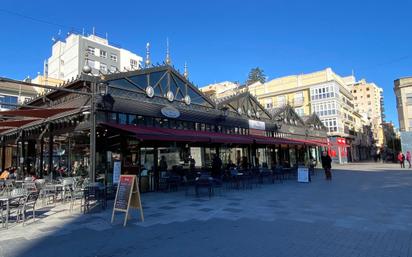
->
[0,63,327,191]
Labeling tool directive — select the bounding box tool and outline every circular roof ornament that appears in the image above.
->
[237,107,242,115]
[247,109,252,117]
[166,91,174,102]
[82,65,92,74]
[184,95,191,105]
[145,86,154,98]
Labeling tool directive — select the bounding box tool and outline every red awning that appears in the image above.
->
[103,123,252,144]
[102,123,325,146]
[0,108,75,118]
[0,128,11,134]
[0,119,40,127]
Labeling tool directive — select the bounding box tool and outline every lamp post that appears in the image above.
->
[82,64,97,182]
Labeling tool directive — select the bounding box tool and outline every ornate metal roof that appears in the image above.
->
[215,91,272,120]
[103,65,215,108]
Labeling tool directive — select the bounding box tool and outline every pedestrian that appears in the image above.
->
[398,152,405,168]
[321,151,332,180]
[407,151,412,168]
[159,156,168,171]
[211,154,222,179]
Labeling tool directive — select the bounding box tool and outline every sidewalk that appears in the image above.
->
[1,164,412,257]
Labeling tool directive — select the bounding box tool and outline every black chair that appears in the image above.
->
[272,166,284,183]
[195,176,213,198]
[83,184,106,213]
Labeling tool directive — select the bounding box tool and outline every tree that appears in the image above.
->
[246,67,266,85]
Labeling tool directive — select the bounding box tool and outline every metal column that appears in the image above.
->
[89,81,97,182]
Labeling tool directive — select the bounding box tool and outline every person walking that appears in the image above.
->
[398,152,405,168]
[406,151,411,168]
[321,151,332,180]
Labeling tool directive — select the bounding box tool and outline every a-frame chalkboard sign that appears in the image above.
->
[111,175,144,226]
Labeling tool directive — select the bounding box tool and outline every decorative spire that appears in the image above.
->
[183,62,188,78]
[165,38,171,65]
[145,42,151,67]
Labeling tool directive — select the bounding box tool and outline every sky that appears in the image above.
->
[0,0,411,125]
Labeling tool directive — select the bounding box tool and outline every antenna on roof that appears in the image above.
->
[145,42,151,68]
[106,32,108,41]
[82,28,85,36]
[165,37,171,65]
[92,26,95,36]
[184,62,189,78]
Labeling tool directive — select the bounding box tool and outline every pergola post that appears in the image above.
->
[48,130,53,180]
[39,137,44,178]
[1,137,5,172]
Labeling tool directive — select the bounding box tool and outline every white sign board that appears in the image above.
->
[297,166,309,183]
[248,119,265,130]
[113,160,122,184]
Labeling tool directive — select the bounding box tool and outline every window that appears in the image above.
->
[406,93,412,105]
[118,113,127,124]
[100,50,107,58]
[87,46,95,56]
[353,90,357,93]
[277,96,286,107]
[110,53,117,62]
[367,94,370,98]
[409,119,412,128]
[110,66,117,72]
[100,63,107,72]
[130,59,138,69]
[294,107,304,116]
[294,92,304,105]
[366,87,370,91]
[265,98,273,109]
[86,59,95,68]
[0,95,18,109]
[60,60,64,65]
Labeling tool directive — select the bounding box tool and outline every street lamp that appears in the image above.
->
[83,63,97,182]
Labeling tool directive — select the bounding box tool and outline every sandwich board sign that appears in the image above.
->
[111,175,144,226]
[297,166,309,183]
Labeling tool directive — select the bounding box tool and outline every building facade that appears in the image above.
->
[394,77,412,132]
[46,33,143,81]
[0,78,38,111]
[350,79,384,147]
[202,68,369,163]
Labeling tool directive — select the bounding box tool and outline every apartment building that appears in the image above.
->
[45,33,143,81]
[350,79,384,147]
[201,68,375,163]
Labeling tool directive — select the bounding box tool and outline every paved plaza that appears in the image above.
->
[1,162,412,257]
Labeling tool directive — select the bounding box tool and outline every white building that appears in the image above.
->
[46,33,143,81]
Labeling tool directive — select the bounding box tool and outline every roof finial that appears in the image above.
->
[145,42,151,67]
[165,37,171,65]
[183,62,188,78]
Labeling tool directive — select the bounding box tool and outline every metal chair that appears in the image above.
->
[22,192,39,225]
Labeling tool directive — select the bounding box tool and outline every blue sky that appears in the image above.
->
[1,0,411,125]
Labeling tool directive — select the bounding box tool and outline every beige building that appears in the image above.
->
[200,68,377,163]
[350,79,384,147]
[394,77,412,132]
[32,75,64,94]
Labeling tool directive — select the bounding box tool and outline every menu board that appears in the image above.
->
[111,175,144,226]
[297,166,309,183]
[114,175,133,210]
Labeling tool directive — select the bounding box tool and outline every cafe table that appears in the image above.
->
[0,194,25,229]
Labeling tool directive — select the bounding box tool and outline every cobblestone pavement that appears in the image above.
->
[1,162,412,257]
